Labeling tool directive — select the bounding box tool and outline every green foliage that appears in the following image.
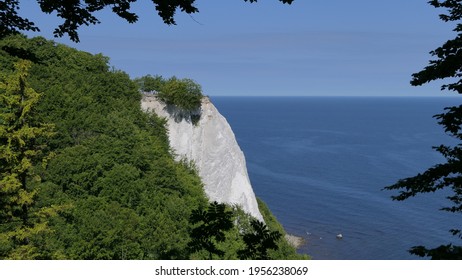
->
[188,202,234,259]
[238,219,282,260]
[0,1,294,42]
[0,59,57,259]
[156,76,203,112]
[385,0,462,259]
[63,197,143,260]
[135,74,203,124]
[134,74,164,93]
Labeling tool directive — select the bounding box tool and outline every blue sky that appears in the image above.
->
[19,0,457,96]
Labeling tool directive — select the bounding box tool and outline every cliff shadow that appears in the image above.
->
[164,103,202,125]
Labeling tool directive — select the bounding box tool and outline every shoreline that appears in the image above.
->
[285,234,305,249]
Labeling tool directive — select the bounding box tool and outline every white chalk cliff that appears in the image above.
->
[141,95,263,221]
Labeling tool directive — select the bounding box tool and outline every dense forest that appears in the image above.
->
[0,35,306,260]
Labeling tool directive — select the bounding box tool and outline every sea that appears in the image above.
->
[212,96,461,260]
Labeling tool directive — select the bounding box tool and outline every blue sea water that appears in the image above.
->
[212,96,461,260]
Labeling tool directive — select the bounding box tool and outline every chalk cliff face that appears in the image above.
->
[141,95,263,221]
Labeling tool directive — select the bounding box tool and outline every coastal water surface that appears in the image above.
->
[213,96,461,260]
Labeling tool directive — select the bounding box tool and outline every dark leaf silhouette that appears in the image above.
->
[385,0,462,259]
[237,219,281,260]
[1,0,294,42]
[188,202,233,259]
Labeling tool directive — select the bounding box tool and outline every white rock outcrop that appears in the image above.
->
[141,95,263,221]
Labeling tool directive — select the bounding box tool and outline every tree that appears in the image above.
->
[157,77,203,112]
[134,75,165,93]
[188,202,233,259]
[237,219,282,260]
[0,59,55,258]
[0,0,294,42]
[384,0,462,260]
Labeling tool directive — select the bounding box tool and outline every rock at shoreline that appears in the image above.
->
[285,234,305,249]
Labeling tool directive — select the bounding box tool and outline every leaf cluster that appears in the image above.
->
[136,75,203,113]
[134,74,164,93]
[238,219,282,260]
[188,202,233,259]
[0,0,39,38]
[1,1,294,42]
[157,77,203,112]
[411,1,462,93]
